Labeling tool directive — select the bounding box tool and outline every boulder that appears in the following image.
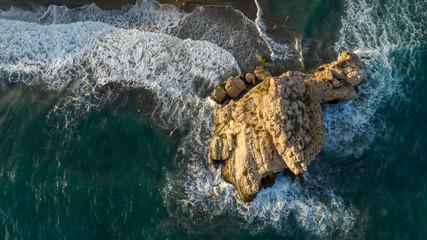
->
[245,73,256,85]
[254,69,272,82]
[211,84,227,103]
[225,77,246,98]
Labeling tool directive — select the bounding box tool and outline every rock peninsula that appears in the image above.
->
[208,52,366,202]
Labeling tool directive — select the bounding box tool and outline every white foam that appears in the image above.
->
[0,19,240,129]
[323,0,426,156]
[1,0,285,72]
[163,157,358,236]
[38,0,186,34]
[0,5,46,22]
[253,0,292,60]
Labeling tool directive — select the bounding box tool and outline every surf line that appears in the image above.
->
[253,0,292,61]
[253,0,276,60]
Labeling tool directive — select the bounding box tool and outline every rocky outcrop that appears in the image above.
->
[305,51,366,103]
[208,52,366,202]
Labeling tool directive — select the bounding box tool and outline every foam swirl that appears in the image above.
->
[323,0,426,156]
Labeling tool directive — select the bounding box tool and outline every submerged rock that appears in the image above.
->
[208,52,366,202]
[256,55,268,63]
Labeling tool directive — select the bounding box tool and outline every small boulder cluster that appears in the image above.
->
[210,69,273,104]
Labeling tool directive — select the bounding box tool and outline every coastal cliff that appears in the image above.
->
[208,52,366,202]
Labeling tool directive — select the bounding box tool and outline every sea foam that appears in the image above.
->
[0,0,289,73]
[322,0,426,156]
[253,0,293,61]
[0,19,240,129]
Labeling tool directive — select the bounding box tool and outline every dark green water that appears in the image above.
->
[0,85,181,239]
[0,0,426,239]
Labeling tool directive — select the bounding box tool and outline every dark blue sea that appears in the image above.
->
[0,0,425,239]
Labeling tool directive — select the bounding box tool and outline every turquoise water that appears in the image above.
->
[0,0,426,239]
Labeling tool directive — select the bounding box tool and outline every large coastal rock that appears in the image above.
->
[208,52,366,202]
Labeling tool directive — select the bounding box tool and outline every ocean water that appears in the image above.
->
[0,0,426,239]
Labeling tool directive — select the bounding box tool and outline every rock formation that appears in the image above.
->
[208,52,366,202]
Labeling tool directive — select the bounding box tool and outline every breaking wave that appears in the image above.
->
[0,0,292,72]
[163,163,358,237]
[0,19,239,128]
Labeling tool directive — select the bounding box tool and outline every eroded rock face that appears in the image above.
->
[208,52,366,202]
[305,51,366,103]
[209,72,323,201]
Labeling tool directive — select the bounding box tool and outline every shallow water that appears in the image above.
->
[0,0,426,239]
